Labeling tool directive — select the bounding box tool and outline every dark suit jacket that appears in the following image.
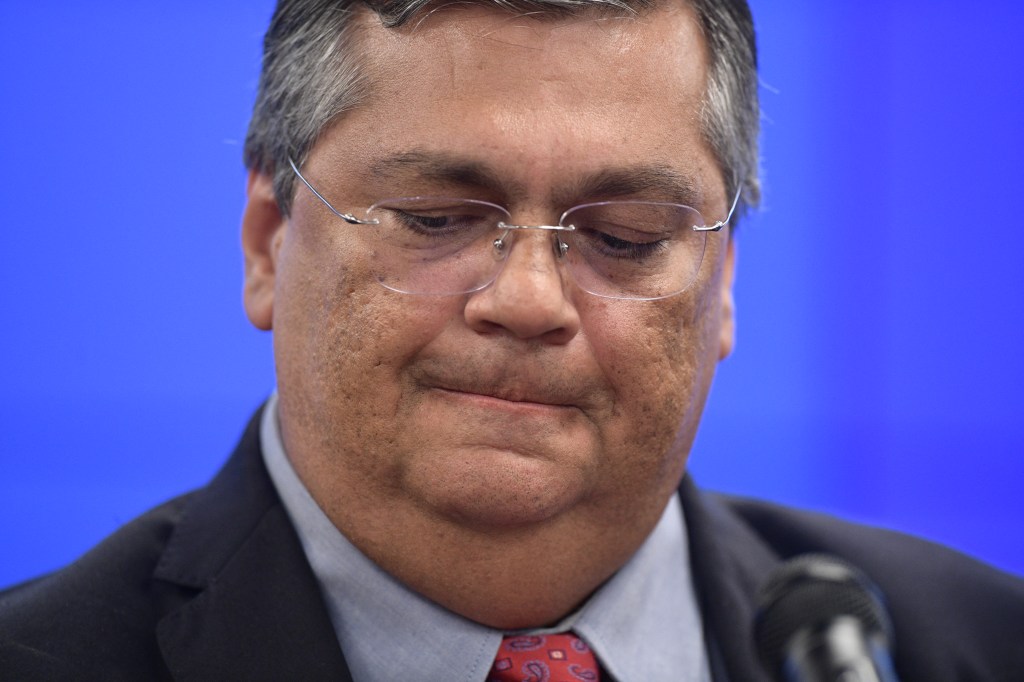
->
[2,410,1023,681]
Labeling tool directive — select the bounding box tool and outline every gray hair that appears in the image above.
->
[244,0,760,220]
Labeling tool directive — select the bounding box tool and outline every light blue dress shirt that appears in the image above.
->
[261,393,710,682]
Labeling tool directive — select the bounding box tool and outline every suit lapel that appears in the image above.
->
[152,409,353,681]
[679,477,780,682]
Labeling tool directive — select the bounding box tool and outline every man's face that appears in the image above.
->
[244,3,735,546]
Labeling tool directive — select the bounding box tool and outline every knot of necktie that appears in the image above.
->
[488,632,601,682]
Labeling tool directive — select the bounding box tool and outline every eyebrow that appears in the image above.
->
[571,166,702,207]
[367,149,706,207]
[369,150,511,195]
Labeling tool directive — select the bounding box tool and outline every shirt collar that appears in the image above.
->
[261,392,709,682]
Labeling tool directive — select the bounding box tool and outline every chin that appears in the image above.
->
[403,446,592,530]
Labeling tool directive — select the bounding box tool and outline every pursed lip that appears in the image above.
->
[418,370,596,413]
[412,356,610,415]
[431,384,577,410]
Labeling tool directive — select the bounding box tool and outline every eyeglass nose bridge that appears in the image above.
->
[493,221,576,257]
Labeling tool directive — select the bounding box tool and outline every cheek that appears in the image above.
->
[273,211,455,426]
[588,297,705,406]
[280,202,446,351]
[582,286,722,477]
[585,306,682,440]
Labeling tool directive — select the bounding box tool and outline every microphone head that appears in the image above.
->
[753,554,894,677]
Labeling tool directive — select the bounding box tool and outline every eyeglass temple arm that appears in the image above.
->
[692,182,742,233]
[287,157,378,225]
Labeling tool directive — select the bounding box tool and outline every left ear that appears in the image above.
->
[718,238,736,361]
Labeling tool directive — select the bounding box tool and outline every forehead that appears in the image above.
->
[311,2,718,206]
[358,2,706,76]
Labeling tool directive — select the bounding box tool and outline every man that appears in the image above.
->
[1,0,1022,680]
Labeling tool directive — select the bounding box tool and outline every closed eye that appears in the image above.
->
[390,210,493,237]
[578,228,671,260]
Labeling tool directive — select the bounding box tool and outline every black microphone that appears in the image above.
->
[753,554,900,682]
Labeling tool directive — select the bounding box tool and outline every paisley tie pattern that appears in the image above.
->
[488,633,601,682]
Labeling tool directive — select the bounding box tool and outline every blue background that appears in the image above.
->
[1,2,1022,588]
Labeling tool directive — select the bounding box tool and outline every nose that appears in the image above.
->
[463,229,581,344]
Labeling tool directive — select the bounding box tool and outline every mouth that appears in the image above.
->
[412,356,609,416]
[431,385,578,411]
[419,366,592,414]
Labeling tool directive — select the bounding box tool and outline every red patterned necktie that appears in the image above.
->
[488,633,601,682]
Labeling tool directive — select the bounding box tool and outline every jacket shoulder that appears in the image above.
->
[713,493,1024,680]
[0,494,193,681]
